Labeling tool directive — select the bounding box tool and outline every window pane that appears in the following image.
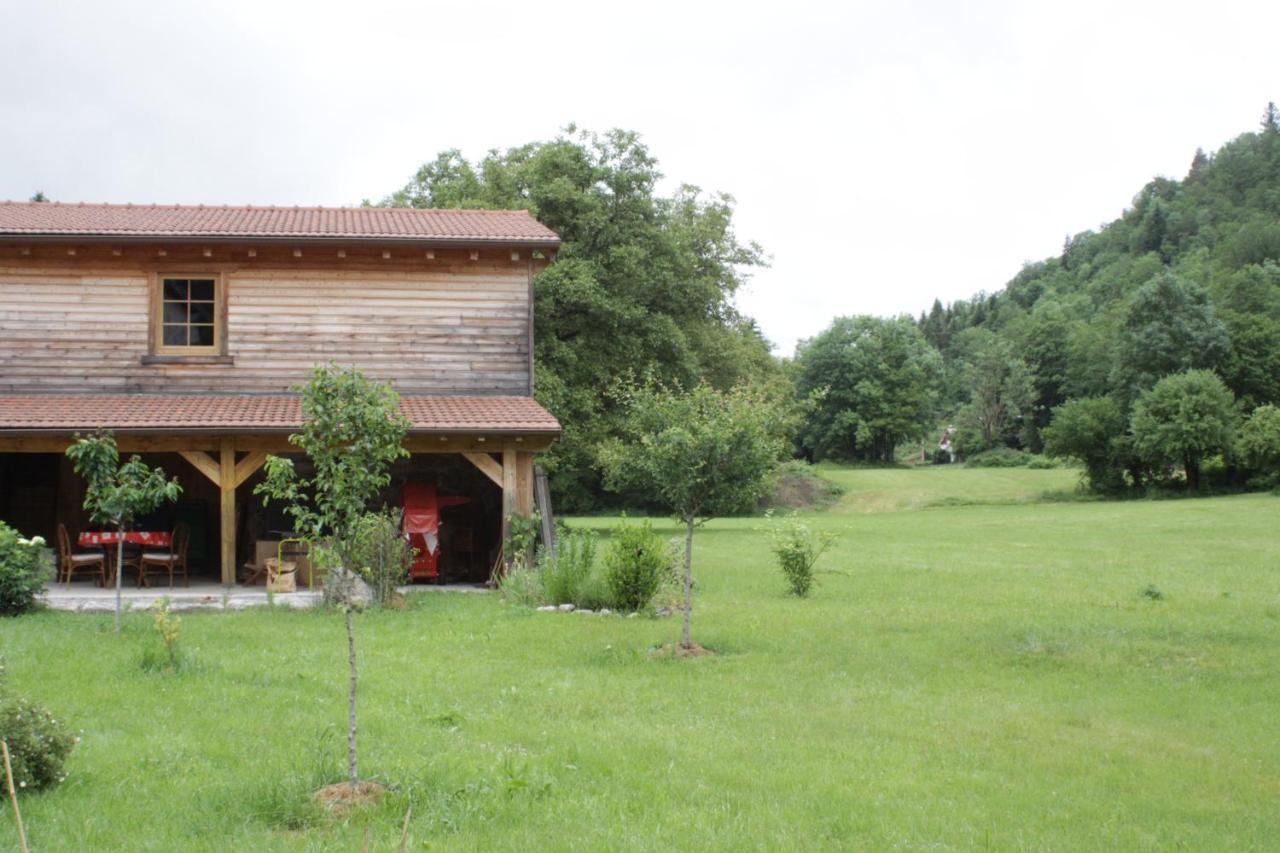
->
[163,302,188,324]
[189,302,214,324]
[163,279,188,300]
[189,279,215,301]
[189,325,215,347]
[163,325,188,346]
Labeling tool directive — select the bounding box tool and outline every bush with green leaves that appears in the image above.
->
[602,519,674,612]
[346,510,413,608]
[0,662,77,790]
[1238,405,1280,480]
[769,513,836,597]
[0,522,51,617]
[540,530,598,606]
[964,447,1031,468]
[1130,369,1237,491]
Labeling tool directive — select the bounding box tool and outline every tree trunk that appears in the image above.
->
[682,515,695,650]
[344,598,359,789]
[1185,456,1200,492]
[114,522,125,634]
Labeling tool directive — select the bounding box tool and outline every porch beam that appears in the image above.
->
[516,451,534,516]
[232,451,269,489]
[461,451,503,487]
[219,439,235,586]
[178,450,221,485]
[501,445,517,561]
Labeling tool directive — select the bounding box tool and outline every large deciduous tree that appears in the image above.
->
[795,315,939,462]
[377,127,774,510]
[953,328,1035,451]
[1042,396,1129,493]
[1129,370,1237,491]
[600,384,785,650]
[255,363,410,790]
[65,432,181,633]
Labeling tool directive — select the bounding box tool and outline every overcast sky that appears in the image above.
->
[2,0,1277,354]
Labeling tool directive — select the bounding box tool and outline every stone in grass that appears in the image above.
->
[576,609,594,615]
[536,605,557,612]
[599,608,611,615]
[557,603,575,612]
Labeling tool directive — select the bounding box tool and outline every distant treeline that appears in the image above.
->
[380,107,1280,506]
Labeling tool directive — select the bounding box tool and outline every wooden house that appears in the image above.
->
[0,201,561,584]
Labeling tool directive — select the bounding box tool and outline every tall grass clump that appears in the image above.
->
[542,531,597,605]
[602,519,674,612]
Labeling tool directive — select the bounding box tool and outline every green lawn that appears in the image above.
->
[3,467,1279,850]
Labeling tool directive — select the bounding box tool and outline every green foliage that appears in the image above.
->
[0,663,76,790]
[503,512,541,571]
[65,430,182,530]
[495,559,546,608]
[0,524,50,616]
[769,513,835,598]
[1113,273,1230,399]
[1130,370,1237,491]
[255,363,410,589]
[795,315,940,462]
[1237,404,1280,475]
[600,383,787,524]
[140,597,187,673]
[963,447,1032,468]
[378,127,776,511]
[602,519,674,612]
[1042,396,1131,492]
[761,460,845,510]
[539,530,598,607]
[952,328,1036,450]
[346,511,413,608]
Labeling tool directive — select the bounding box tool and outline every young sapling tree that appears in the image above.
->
[601,383,784,649]
[255,364,409,790]
[65,431,181,633]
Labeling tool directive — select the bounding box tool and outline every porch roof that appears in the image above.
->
[0,394,560,435]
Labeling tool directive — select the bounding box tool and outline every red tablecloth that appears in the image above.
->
[78,531,172,547]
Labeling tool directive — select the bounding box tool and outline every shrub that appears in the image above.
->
[602,520,673,612]
[0,522,51,617]
[964,447,1031,468]
[760,460,844,510]
[0,664,77,790]
[140,597,188,673]
[346,510,413,607]
[1026,455,1061,469]
[769,513,836,597]
[540,530,597,606]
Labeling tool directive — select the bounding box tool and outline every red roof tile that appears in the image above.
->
[0,202,560,246]
[0,395,560,434]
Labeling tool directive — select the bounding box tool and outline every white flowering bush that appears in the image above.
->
[0,522,51,616]
[0,662,78,790]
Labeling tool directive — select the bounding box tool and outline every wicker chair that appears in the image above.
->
[56,523,106,587]
[139,524,189,588]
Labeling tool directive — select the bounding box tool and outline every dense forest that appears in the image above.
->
[380,107,1280,506]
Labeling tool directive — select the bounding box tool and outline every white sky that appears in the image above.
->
[2,0,1277,355]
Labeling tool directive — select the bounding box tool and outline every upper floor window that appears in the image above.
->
[153,274,223,354]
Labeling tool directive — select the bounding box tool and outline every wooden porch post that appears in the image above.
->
[516,451,534,516]
[501,445,517,552]
[219,438,235,586]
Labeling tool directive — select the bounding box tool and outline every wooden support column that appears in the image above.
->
[219,438,235,586]
[516,452,534,516]
[501,445,517,557]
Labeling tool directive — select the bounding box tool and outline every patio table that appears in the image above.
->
[78,531,172,587]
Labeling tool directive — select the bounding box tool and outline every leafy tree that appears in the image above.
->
[29,191,48,202]
[255,364,410,789]
[1042,396,1128,492]
[378,127,773,510]
[65,432,181,633]
[795,315,940,462]
[1113,273,1230,400]
[953,328,1035,450]
[1237,404,1280,478]
[600,384,785,649]
[1129,370,1237,491]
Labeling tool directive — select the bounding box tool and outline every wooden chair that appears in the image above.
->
[139,524,190,588]
[56,523,106,587]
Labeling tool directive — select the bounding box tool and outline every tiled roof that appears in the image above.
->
[0,395,560,434]
[0,202,560,246]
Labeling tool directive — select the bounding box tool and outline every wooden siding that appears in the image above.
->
[0,252,534,395]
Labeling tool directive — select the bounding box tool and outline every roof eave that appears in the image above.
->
[0,233,561,250]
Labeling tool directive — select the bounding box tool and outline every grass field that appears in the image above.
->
[3,467,1279,850]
